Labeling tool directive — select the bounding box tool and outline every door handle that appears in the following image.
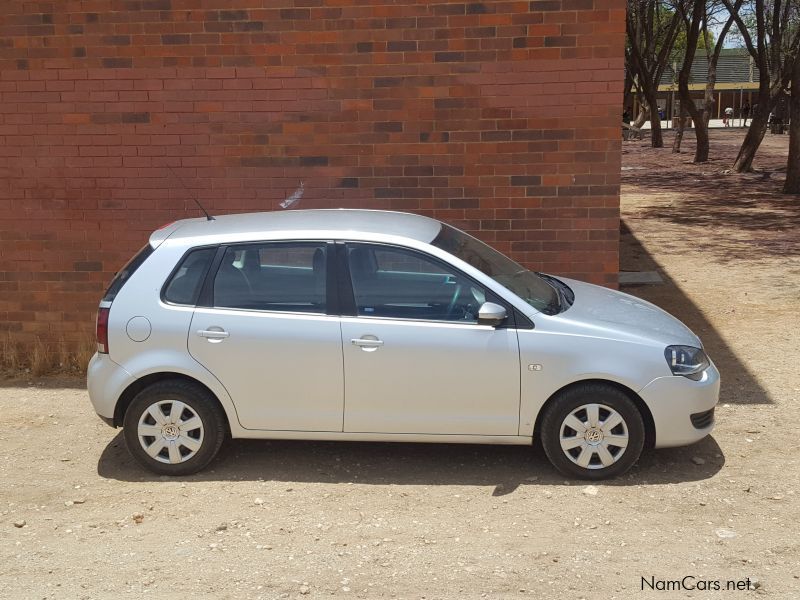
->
[197,328,230,340]
[351,337,383,348]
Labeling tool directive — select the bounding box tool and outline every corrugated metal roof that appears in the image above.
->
[656,49,757,87]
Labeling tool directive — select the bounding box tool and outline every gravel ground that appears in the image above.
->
[2,130,799,599]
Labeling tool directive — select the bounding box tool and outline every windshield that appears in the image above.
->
[431,224,562,314]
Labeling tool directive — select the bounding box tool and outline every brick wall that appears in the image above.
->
[0,0,625,350]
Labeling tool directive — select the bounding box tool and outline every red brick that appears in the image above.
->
[0,0,622,348]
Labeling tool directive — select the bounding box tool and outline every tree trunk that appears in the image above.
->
[646,91,664,148]
[701,1,739,142]
[702,30,716,131]
[702,96,713,127]
[698,72,715,161]
[698,28,727,160]
[672,103,686,153]
[678,86,709,162]
[734,106,770,172]
[694,116,710,162]
[674,0,706,163]
[623,63,634,124]
[623,89,633,123]
[784,55,800,193]
[633,93,649,128]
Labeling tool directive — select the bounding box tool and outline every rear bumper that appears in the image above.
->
[639,362,720,448]
[97,413,116,428]
[87,352,135,426]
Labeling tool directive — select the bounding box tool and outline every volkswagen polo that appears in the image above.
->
[87,210,719,479]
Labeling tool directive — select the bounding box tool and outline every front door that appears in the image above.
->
[340,243,520,436]
[188,241,344,431]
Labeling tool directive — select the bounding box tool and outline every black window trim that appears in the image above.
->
[196,239,338,317]
[160,244,221,307]
[335,242,357,317]
[167,238,535,330]
[337,240,521,329]
[103,242,155,304]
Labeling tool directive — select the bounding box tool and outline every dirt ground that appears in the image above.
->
[2,129,799,599]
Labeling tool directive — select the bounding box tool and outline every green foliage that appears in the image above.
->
[626,0,717,82]
[672,27,716,63]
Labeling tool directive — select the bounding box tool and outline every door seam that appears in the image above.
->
[339,318,346,432]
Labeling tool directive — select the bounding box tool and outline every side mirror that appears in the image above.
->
[477,302,507,327]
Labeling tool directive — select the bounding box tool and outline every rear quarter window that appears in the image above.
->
[102,244,155,303]
[162,247,216,305]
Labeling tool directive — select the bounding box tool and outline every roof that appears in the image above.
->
[151,209,444,247]
[657,48,758,89]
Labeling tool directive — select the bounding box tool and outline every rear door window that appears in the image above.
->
[212,242,327,313]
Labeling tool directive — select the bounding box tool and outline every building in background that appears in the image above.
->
[0,0,625,355]
[630,49,760,124]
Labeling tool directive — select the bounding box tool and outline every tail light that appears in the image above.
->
[96,306,110,354]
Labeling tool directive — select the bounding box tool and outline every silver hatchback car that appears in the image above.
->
[88,209,719,479]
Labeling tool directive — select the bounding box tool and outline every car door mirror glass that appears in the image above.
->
[477,302,507,327]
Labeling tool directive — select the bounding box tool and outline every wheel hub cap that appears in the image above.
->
[558,403,630,470]
[584,428,603,445]
[137,400,204,465]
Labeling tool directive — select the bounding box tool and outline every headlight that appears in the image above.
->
[664,345,709,380]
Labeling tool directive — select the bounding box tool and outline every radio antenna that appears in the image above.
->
[168,165,215,221]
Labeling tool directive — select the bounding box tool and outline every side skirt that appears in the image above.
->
[229,430,533,446]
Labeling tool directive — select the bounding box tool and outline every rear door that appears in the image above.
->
[339,243,521,436]
[187,241,344,431]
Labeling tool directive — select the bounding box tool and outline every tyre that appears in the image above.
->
[539,383,645,480]
[122,379,226,476]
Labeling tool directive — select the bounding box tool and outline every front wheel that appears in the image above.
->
[540,383,645,480]
[122,379,226,476]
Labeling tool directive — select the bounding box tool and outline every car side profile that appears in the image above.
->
[87,209,719,479]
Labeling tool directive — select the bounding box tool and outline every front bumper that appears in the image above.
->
[639,361,720,448]
[87,352,135,427]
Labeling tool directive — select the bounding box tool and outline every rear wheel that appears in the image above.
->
[540,383,645,480]
[123,379,225,476]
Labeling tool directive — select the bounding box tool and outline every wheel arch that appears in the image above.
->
[533,378,656,449]
[114,372,231,436]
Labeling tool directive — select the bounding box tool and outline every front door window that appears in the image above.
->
[347,243,487,323]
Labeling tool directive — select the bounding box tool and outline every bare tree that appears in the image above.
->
[627,0,685,147]
[624,47,635,122]
[672,0,741,161]
[672,100,688,152]
[785,52,800,193]
[720,0,800,172]
[632,87,651,128]
[672,0,706,155]
[699,5,738,128]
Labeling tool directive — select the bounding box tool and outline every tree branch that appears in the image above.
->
[719,0,758,61]
[712,3,740,66]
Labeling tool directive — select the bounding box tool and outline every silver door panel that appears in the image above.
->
[341,317,520,435]
[188,308,344,431]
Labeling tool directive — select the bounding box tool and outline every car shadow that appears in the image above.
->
[97,431,724,494]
